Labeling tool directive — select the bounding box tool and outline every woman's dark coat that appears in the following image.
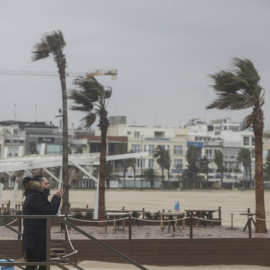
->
[22,180,61,252]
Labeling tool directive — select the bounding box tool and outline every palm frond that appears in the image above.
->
[32,30,65,62]
[69,89,94,111]
[240,112,256,130]
[104,88,112,99]
[82,113,96,127]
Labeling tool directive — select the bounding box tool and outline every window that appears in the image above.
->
[46,144,62,154]
[174,159,182,170]
[252,137,255,146]
[224,149,228,159]
[229,149,236,159]
[208,125,214,131]
[131,144,141,153]
[134,131,140,138]
[145,145,155,154]
[243,137,249,146]
[136,159,145,168]
[206,149,212,158]
[7,147,19,157]
[154,131,165,138]
[174,145,183,155]
[148,159,154,168]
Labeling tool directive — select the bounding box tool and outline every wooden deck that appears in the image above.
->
[1,238,270,266]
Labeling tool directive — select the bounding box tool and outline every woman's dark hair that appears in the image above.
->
[22,176,32,186]
[32,175,45,183]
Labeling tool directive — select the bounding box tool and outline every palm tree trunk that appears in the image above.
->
[98,109,109,221]
[254,110,267,233]
[161,167,164,189]
[123,163,126,189]
[59,66,69,215]
[133,168,136,189]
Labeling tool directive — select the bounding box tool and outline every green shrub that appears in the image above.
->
[73,212,83,219]
[131,211,141,218]
[145,211,152,219]
[153,211,160,220]
[85,212,93,220]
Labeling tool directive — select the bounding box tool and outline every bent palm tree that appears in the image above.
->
[69,75,112,220]
[32,30,69,214]
[207,58,266,233]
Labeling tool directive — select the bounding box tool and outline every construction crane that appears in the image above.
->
[0,68,117,80]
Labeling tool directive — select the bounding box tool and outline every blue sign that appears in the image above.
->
[186,141,204,148]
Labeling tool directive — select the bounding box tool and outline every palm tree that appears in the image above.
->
[124,151,137,189]
[207,58,266,233]
[214,151,224,188]
[164,150,171,180]
[238,148,252,189]
[115,143,128,188]
[153,145,170,189]
[143,168,156,188]
[200,155,210,186]
[69,75,111,220]
[32,30,69,214]
[186,145,200,189]
[28,142,38,154]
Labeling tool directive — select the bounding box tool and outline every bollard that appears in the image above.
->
[129,215,132,239]
[218,206,221,220]
[248,217,252,238]
[64,215,68,240]
[189,216,193,239]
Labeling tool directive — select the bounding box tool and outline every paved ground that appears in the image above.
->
[1,217,270,240]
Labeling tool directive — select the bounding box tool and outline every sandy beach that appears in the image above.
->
[4,188,270,228]
[2,188,270,269]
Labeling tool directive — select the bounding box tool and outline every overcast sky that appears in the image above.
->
[1,0,270,130]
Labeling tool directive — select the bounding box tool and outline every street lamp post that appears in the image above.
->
[141,135,143,191]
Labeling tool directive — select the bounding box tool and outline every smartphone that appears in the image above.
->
[60,183,63,189]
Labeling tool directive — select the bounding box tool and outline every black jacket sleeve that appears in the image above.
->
[26,193,61,215]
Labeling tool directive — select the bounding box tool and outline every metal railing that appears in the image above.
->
[0,214,149,270]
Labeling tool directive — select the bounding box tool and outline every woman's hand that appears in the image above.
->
[56,188,65,198]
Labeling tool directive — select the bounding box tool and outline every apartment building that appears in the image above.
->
[105,116,188,179]
[186,118,255,186]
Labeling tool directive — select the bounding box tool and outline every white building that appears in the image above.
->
[104,116,188,180]
[185,117,255,186]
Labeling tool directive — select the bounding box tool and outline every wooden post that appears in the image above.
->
[142,208,145,219]
[46,217,51,270]
[190,216,193,239]
[218,206,221,220]
[129,215,132,240]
